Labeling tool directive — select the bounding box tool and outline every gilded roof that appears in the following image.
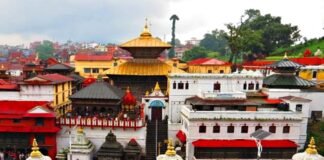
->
[120,24,171,48]
[105,59,186,76]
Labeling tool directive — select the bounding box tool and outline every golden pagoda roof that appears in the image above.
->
[104,59,186,76]
[120,23,171,48]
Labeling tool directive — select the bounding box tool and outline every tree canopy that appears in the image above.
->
[36,40,54,60]
[199,29,228,55]
[182,46,208,61]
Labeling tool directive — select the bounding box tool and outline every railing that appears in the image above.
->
[57,117,145,130]
[201,91,246,99]
[181,105,303,121]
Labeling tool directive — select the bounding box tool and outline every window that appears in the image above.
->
[255,125,262,131]
[283,125,290,133]
[13,119,21,123]
[84,68,91,73]
[220,70,224,74]
[227,124,234,133]
[185,82,189,90]
[208,70,212,73]
[248,82,254,90]
[55,85,58,92]
[55,95,58,105]
[178,82,184,89]
[255,83,259,90]
[213,125,220,133]
[173,82,176,89]
[241,125,248,133]
[35,118,44,126]
[312,71,317,79]
[199,124,206,133]
[296,104,303,112]
[213,82,221,91]
[243,82,247,90]
[269,125,276,133]
[92,68,99,73]
[35,134,45,144]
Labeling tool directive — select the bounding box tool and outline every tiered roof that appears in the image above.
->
[22,73,73,85]
[70,81,123,100]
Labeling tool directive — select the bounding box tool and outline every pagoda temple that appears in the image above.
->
[104,21,186,98]
[263,53,315,89]
[96,131,123,160]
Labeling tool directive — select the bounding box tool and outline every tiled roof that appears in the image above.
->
[0,101,50,118]
[38,73,74,83]
[105,59,186,76]
[280,96,312,102]
[268,59,303,68]
[45,63,74,70]
[0,79,18,90]
[188,58,230,66]
[263,74,315,88]
[70,81,123,100]
[74,53,113,61]
[23,73,73,84]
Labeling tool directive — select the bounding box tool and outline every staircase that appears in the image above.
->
[145,119,168,160]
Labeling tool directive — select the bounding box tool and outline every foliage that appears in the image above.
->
[200,29,228,55]
[239,9,301,54]
[36,40,54,60]
[271,37,324,57]
[169,14,179,58]
[182,46,208,61]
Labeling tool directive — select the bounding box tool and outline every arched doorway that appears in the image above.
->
[149,100,164,121]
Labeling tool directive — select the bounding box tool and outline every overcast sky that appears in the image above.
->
[0,0,323,46]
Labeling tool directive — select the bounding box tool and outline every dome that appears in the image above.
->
[292,137,324,160]
[157,140,183,160]
[122,87,137,105]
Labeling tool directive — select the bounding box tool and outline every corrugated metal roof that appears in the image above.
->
[70,81,123,100]
[268,59,303,68]
[263,74,315,87]
[105,59,186,76]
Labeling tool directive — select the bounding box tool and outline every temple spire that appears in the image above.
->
[165,139,176,156]
[306,137,318,154]
[140,18,152,37]
[154,81,161,91]
[77,126,84,134]
[283,52,288,59]
[30,138,43,158]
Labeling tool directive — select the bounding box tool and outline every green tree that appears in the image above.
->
[182,46,208,61]
[240,9,301,54]
[36,40,54,60]
[200,29,228,54]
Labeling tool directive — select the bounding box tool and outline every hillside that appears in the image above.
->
[271,37,324,57]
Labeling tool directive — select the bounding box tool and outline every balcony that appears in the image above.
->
[56,116,145,130]
[181,105,302,121]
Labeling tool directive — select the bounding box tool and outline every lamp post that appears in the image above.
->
[250,129,271,160]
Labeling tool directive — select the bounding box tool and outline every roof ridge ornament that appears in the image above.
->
[30,138,43,158]
[283,52,288,59]
[140,18,152,38]
[306,137,318,154]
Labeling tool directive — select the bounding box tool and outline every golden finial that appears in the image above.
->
[283,52,288,59]
[140,18,152,37]
[305,137,318,154]
[0,64,3,69]
[165,139,176,156]
[77,126,83,133]
[126,86,130,93]
[30,138,43,158]
[145,90,149,96]
[35,52,39,61]
[154,81,161,91]
[32,68,36,73]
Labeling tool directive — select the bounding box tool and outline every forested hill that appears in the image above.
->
[271,37,324,57]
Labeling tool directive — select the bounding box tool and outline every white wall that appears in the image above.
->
[57,126,146,154]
